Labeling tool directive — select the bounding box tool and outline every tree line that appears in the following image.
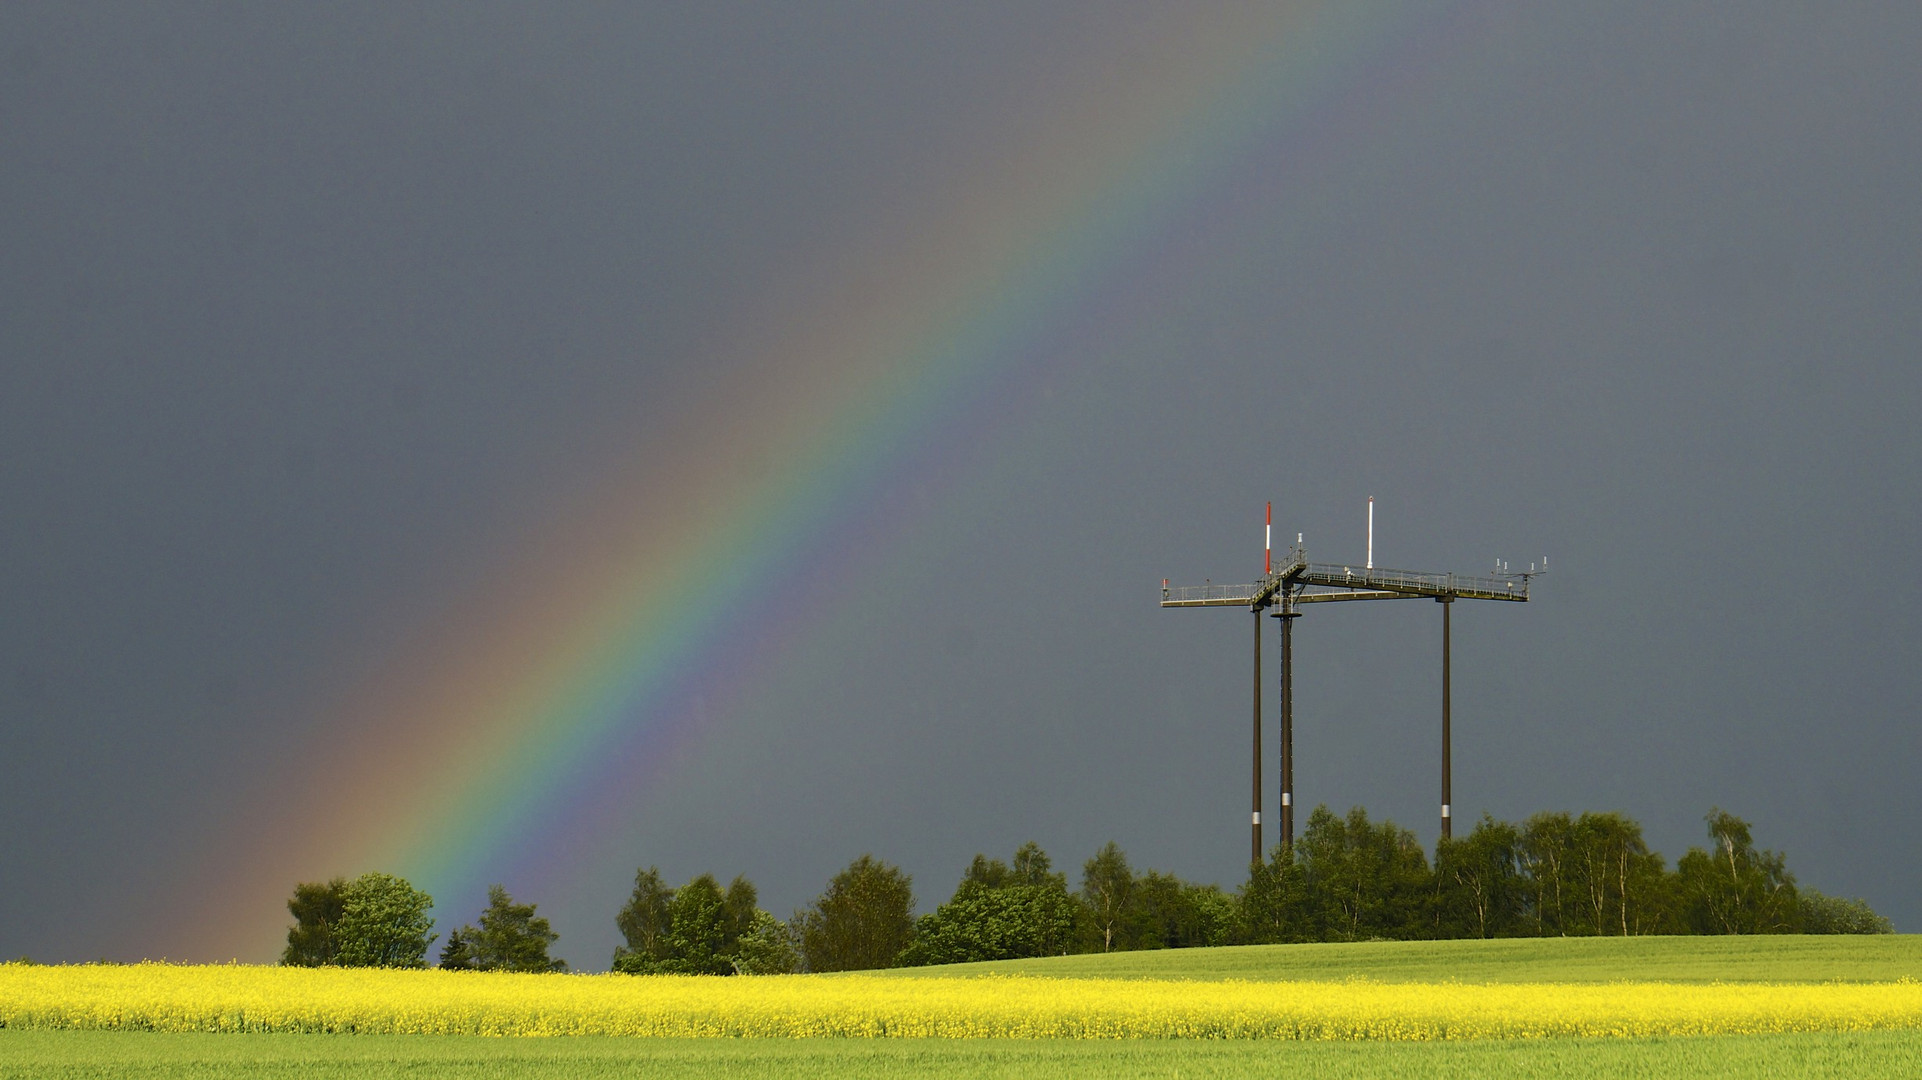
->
[281,873,566,972]
[283,805,1891,973]
[1237,805,1890,944]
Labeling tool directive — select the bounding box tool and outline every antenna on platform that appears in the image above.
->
[1492,556,1552,584]
[1265,502,1272,574]
[1366,497,1374,570]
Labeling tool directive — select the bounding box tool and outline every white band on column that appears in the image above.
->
[1281,793,1292,806]
[1441,804,1451,818]
[1252,812,1261,825]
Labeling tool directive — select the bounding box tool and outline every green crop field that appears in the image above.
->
[4,936,1918,1078]
[869,933,1922,985]
[4,1029,1920,1080]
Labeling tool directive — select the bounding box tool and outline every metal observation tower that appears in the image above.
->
[1161,499,1540,863]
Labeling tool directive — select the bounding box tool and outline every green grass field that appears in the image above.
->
[5,1029,1920,1079]
[869,933,1922,985]
[5,936,1916,1078]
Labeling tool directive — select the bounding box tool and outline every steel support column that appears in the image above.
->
[1439,596,1453,840]
[1251,609,1263,864]
[1279,606,1298,847]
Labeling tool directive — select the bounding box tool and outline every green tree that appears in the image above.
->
[1132,871,1235,950]
[1675,809,1800,934]
[722,876,760,948]
[796,855,917,972]
[1798,889,1894,934]
[1239,843,1308,944]
[613,869,777,975]
[963,854,1011,889]
[1518,811,1678,937]
[655,874,737,975]
[1518,811,1577,936]
[1008,843,1078,956]
[437,926,473,969]
[1012,842,1064,889]
[612,866,674,971]
[333,872,436,968]
[1079,842,1136,952]
[440,885,565,972]
[898,844,1080,966]
[1568,812,1672,936]
[1434,815,1524,939]
[897,883,1067,966]
[1297,805,1431,941]
[281,877,347,966]
[731,909,800,974]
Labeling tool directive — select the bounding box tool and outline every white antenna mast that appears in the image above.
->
[1366,496,1374,570]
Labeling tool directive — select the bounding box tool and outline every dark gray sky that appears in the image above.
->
[3,3,1918,967]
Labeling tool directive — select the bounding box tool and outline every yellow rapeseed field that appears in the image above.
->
[3,964,1920,1039]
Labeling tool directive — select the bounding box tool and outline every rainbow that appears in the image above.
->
[176,2,1458,961]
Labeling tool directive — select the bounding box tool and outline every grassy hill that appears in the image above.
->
[870,934,1922,984]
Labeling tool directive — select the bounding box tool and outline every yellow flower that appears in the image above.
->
[4,964,1919,1039]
